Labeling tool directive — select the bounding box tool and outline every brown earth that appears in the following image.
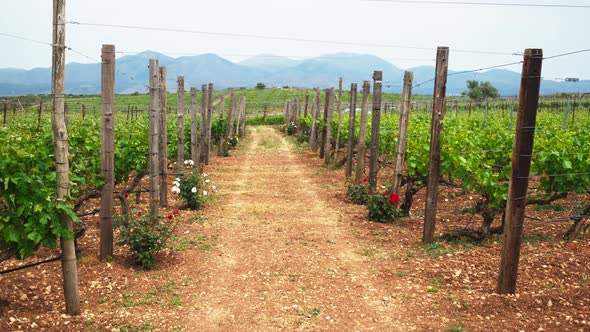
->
[1,125,589,331]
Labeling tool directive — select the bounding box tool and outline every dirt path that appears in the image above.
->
[180,126,411,331]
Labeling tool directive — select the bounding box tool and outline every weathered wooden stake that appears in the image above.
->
[159,67,168,207]
[391,71,413,199]
[205,83,214,165]
[2,101,7,126]
[217,95,226,156]
[36,100,43,132]
[354,81,371,183]
[99,44,115,260]
[497,48,543,294]
[334,77,344,160]
[368,72,383,192]
[324,88,335,164]
[52,0,80,315]
[176,76,185,173]
[310,88,320,152]
[198,84,208,171]
[239,96,247,136]
[423,47,450,243]
[148,59,161,224]
[344,83,357,178]
[190,87,199,163]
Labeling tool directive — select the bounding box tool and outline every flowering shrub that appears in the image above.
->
[171,161,215,209]
[367,192,402,223]
[115,209,177,269]
[346,177,371,205]
[227,136,239,149]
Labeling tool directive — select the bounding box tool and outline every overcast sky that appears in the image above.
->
[1,0,589,80]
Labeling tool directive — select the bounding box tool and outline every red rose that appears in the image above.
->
[124,193,129,199]
[167,214,174,220]
[363,177,368,183]
[173,208,180,215]
[112,207,116,212]
[367,189,372,195]
[137,211,142,217]
[389,193,400,204]
[383,192,388,196]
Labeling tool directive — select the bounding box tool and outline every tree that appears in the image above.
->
[255,82,266,89]
[465,80,499,101]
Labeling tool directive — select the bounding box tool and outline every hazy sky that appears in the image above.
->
[1,0,589,80]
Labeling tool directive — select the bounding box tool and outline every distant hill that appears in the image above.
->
[1,51,589,96]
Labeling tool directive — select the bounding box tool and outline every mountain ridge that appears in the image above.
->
[0,52,588,96]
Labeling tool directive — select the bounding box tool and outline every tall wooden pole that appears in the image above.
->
[148,60,161,223]
[391,71,413,198]
[423,47,450,243]
[345,83,357,178]
[240,96,247,136]
[310,88,320,152]
[205,83,214,165]
[355,81,371,183]
[368,71,383,193]
[176,76,185,173]
[99,44,115,260]
[190,87,199,163]
[497,49,543,294]
[334,77,344,160]
[198,84,207,171]
[159,67,168,207]
[324,88,335,164]
[217,95,226,156]
[52,0,80,315]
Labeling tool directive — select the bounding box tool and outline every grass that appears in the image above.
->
[300,307,321,318]
[172,235,212,251]
[422,240,475,258]
[448,323,464,332]
[115,279,183,308]
[258,137,282,149]
[535,203,565,211]
[522,233,553,244]
[119,322,155,332]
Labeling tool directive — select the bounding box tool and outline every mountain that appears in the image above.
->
[1,51,589,96]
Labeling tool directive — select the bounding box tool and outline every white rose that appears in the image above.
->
[203,190,208,196]
[191,187,197,193]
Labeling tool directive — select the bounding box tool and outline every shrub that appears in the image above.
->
[287,122,297,136]
[171,162,214,210]
[346,178,371,205]
[115,212,173,269]
[367,192,402,223]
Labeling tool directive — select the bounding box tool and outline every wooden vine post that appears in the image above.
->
[99,44,115,260]
[240,96,246,136]
[423,47,450,243]
[226,93,236,142]
[310,88,320,152]
[391,71,413,199]
[148,59,161,223]
[176,76,185,173]
[198,84,208,171]
[368,71,383,193]
[355,81,371,183]
[3,100,7,126]
[497,48,543,294]
[205,83,214,165]
[36,100,43,132]
[159,67,168,207]
[324,88,335,164]
[345,83,357,178]
[334,77,344,160]
[217,95,225,156]
[51,0,80,315]
[190,87,199,163]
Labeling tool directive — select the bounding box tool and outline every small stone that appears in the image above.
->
[31,322,38,328]
[20,294,28,301]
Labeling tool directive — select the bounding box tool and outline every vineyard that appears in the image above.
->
[1,1,590,330]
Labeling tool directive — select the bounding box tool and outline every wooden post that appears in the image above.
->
[190,87,199,163]
[36,100,43,132]
[235,96,242,137]
[391,71,413,198]
[302,92,309,135]
[159,67,168,207]
[423,47,449,243]
[226,93,236,141]
[176,76,185,173]
[354,81,371,183]
[99,44,115,260]
[2,100,7,126]
[319,91,328,159]
[344,83,357,178]
[240,96,247,136]
[51,0,80,315]
[310,88,320,152]
[368,71,383,193]
[217,95,226,156]
[205,83,214,165]
[334,77,344,160]
[148,59,161,223]
[324,88,335,164]
[198,84,207,171]
[497,48,543,294]
[483,97,489,128]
